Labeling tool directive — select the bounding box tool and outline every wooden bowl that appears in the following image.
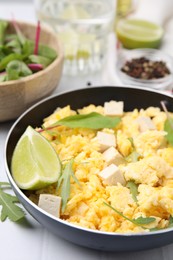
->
[0,20,64,122]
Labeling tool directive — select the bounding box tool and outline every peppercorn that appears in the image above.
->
[121,57,170,80]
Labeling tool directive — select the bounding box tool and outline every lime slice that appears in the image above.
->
[60,5,90,20]
[11,126,61,190]
[58,5,93,60]
[116,19,163,49]
[59,29,95,59]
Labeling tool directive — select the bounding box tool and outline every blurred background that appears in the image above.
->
[1,0,173,91]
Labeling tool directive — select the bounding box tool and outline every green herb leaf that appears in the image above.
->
[0,73,6,82]
[126,181,138,202]
[0,53,24,71]
[164,118,173,146]
[149,227,161,232]
[133,216,156,225]
[28,54,52,68]
[0,182,11,187]
[22,40,57,61]
[104,202,156,228]
[38,44,57,60]
[0,188,25,222]
[52,112,121,130]
[6,38,22,54]
[6,60,32,80]
[11,18,26,45]
[57,159,80,213]
[126,151,141,163]
[0,20,8,45]
[128,137,134,147]
[168,215,173,228]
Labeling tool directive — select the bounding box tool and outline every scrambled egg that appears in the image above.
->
[29,104,173,234]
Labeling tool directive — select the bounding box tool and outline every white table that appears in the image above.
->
[1,1,173,260]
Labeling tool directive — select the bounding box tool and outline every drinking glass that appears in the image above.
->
[34,0,116,75]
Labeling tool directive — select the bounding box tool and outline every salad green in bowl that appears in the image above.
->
[0,19,64,122]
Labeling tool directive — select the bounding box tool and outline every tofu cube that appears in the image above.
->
[136,116,156,132]
[99,164,126,186]
[104,101,124,116]
[38,194,61,218]
[97,131,116,152]
[103,146,126,166]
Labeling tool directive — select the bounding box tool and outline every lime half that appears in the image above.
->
[116,19,163,49]
[11,126,61,190]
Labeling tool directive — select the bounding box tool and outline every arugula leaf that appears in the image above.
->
[126,181,138,202]
[0,188,25,222]
[126,151,141,163]
[57,159,80,212]
[128,137,134,147]
[164,118,173,146]
[133,216,156,225]
[168,215,173,228]
[125,137,141,163]
[51,112,121,130]
[104,202,156,227]
[0,182,11,186]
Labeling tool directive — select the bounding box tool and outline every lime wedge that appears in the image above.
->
[11,126,61,190]
[116,19,163,49]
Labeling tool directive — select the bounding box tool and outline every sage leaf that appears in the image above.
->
[0,188,25,222]
[126,181,138,202]
[52,112,121,130]
[164,118,173,146]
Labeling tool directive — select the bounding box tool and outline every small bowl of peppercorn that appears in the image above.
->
[117,48,173,90]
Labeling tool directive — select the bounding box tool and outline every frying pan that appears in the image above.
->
[5,86,173,252]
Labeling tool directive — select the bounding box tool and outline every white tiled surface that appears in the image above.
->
[1,1,173,260]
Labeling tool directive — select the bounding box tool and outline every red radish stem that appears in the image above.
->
[28,63,43,71]
[0,71,6,75]
[34,21,41,55]
[37,125,60,133]
[11,13,25,44]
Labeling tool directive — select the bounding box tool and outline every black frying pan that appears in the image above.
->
[5,86,173,252]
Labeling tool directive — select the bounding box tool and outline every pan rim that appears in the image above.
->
[4,85,173,237]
